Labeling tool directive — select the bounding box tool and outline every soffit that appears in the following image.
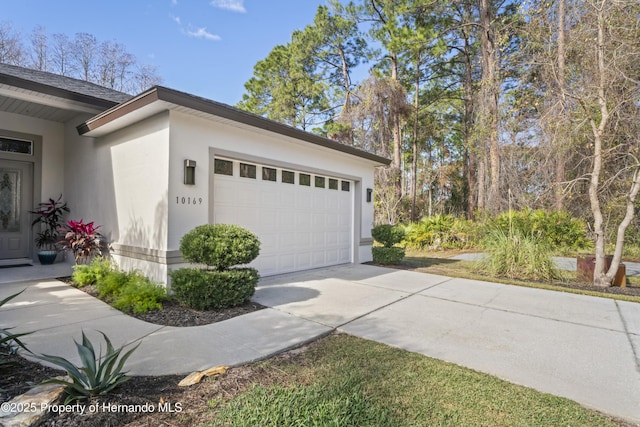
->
[0,83,105,123]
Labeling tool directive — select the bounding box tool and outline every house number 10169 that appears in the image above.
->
[176,197,203,205]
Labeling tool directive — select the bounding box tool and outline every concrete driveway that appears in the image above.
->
[1,263,638,423]
[254,264,640,425]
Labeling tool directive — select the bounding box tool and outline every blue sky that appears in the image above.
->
[2,0,334,105]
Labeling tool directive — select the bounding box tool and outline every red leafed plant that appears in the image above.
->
[60,219,104,263]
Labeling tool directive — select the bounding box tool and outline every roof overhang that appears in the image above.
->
[0,72,119,111]
[78,86,391,166]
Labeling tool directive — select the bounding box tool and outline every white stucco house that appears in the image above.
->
[0,63,389,283]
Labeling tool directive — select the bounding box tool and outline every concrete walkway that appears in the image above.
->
[1,264,639,424]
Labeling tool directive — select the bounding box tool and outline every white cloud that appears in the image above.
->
[171,15,181,25]
[185,27,221,41]
[171,0,178,5]
[210,0,246,13]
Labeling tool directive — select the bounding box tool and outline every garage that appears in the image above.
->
[212,157,353,276]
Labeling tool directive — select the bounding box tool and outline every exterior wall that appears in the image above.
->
[67,112,171,282]
[67,108,377,284]
[0,110,64,202]
[167,110,377,264]
[0,111,66,262]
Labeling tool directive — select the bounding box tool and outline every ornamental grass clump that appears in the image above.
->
[169,224,261,310]
[477,227,562,282]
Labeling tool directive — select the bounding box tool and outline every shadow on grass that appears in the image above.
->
[401,256,464,269]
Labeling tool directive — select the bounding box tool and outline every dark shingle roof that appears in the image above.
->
[0,63,132,106]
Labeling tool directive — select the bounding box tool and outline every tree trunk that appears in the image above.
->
[463,25,477,219]
[390,54,403,202]
[479,0,500,213]
[554,0,567,210]
[411,61,419,222]
[589,2,611,287]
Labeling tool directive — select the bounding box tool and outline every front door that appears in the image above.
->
[0,159,33,264]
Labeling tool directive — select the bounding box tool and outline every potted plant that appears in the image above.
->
[30,195,69,265]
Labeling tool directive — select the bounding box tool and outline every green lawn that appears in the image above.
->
[205,334,625,427]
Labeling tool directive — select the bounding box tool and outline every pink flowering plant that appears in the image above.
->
[60,219,104,263]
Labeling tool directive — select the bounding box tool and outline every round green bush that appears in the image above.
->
[169,267,259,310]
[180,224,260,269]
[372,224,405,248]
[372,247,405,265]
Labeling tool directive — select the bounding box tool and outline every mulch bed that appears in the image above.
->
[57,278,266,327]
[0,278,275,426]
[1,347,297,426]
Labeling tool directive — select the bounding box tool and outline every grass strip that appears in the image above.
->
[206,335,624,427]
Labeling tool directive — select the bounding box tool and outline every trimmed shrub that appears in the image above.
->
[171,224,261,310]
[372,247,406,265]
[71,258,114,287]
[372,224,405,248]
[169,268,259,310]
[180,224,261,269]
[476,228,561,281]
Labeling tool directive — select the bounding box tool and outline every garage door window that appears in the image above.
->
[262,167,276,181]
[300,173,311,186]
[341,181,350,191]
[315,176,325,188]
[214,159,233,175]
[240,163,256,179]
[329,178,338,190]
[282,170,295,184]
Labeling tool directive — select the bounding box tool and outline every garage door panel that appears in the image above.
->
[326,231,338,245]
[296,253,312,269]
[213,158,353,276]
[259,209,278,228]
[339,248,350,262]
[312,195,326,210]
[296,192,313,209]
[296,214,312,228]
[259,233,278,251]
[312,251,325,266]
[312,213,325,227]
[295,231,312,248]
[312,232,326,246]
[278,255,296,271]
[326,249,339,264]
[278,232,297,248]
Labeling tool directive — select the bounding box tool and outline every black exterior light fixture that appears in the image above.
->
[366,188,373,203]
[184,159,196,185]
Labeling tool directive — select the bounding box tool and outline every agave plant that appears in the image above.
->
[0,290,32,368]
[37,331,139,403]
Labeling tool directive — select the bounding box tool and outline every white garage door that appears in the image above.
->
[212,158,354,276]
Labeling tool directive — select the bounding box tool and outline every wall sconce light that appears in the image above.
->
[366,188,373,203]
[184,159,196,185]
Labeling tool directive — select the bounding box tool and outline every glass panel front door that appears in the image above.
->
[0,160,32,261]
